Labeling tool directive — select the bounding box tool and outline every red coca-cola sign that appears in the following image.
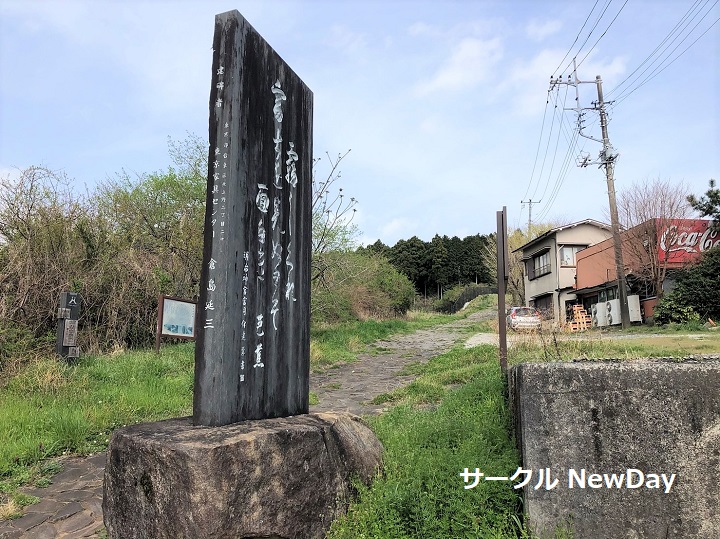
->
[657,219,720,263]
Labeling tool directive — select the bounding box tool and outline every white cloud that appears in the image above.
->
[498,47,627,117]
[415,37,503,95]
[327,24,369,56]
[407,21,438,38]
[380,218,419,243]
[526,19,562,42]
[502,48,567,116]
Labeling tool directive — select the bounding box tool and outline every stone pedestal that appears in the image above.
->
[103,413,382,539]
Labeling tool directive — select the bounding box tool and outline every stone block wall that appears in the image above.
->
[509,360,720,538]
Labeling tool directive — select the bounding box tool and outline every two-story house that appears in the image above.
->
[515,220,613,324]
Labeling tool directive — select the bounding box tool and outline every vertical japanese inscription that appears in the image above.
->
[193,10,313,426]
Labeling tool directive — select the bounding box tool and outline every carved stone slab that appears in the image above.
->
[194,10,313,425]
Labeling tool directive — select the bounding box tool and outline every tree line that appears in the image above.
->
[360,234,493,299]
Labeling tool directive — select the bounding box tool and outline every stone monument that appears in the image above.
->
[194,8,313,425]
[103,11,382,539]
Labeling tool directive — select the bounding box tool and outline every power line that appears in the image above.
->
[530,86,563,200]
[536,85,572,202]
[608,0,708,98]
[575,0,630,69]
[521,92,552,201]
[551,0,602,77]
[558,0,616,76]
[609,0,720,106]
[611,1,719,105]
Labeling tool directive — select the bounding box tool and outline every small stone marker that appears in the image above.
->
[56,291,80,359]
[193,10,313,425]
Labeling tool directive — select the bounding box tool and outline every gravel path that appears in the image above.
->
[0,310,492,538]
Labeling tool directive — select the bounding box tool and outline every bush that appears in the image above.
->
[311,252,416,323]
[654,292,700,325]
[655,247,720,324]
[0,155,204,354]
[434,284,496,313]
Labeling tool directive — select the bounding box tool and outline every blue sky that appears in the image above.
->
[1,0,718,246]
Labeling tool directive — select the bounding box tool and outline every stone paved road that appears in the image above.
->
[0,454,106,539]
[0,310,490,538]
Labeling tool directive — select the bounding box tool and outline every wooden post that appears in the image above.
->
[496,207,509,377]
[193,10,313,426]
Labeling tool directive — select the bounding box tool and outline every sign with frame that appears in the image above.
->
[155,296,197,352]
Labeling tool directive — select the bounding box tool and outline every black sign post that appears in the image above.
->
[193,10,313,426]
[56,291,81,359]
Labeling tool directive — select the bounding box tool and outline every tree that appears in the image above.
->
[428,235,449,298]
[311,150,359,256]
[462,234,491,284]
[655,247,720,323]
[362,240,390,258]
[688,178,720,223]
[389,236,430,296]
[310,251,415,322]
[612,178,693,299]
[0,166,87,337]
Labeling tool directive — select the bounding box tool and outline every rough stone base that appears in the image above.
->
[103,413,382,539]
[509,360,720,539]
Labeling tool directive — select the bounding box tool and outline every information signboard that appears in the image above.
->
[155,296,197,352]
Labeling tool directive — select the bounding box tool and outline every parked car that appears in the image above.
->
[506,306,542,331]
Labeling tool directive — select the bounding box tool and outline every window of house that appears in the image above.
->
[527,251,551,280]
[533,294,553,318]
[560,245,584,267]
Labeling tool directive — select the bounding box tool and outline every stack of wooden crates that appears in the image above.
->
[567,304,592,332]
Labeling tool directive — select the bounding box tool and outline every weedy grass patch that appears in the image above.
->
[329,344,548,539]
[507,327,720,365]
[310,306,483,372]
[0,343,195,515]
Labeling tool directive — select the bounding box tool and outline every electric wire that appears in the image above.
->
[576,0,630,69]
[610,1,719,106]
[551,0,601,77]
[558,0,616,77]
[529,86,562,201]
[534,89,583,222]
[525,0,615,220]
[537,85,572,203]
[607,0,708,98]
[614,13,720,106]
[521,93,552,201]
[536,123,580,221]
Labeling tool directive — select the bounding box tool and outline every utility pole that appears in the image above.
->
[521,199,541,237]
[550,59,631,329]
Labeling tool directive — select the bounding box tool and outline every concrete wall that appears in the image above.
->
[509,360,720,538]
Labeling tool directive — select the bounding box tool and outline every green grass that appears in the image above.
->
[0,309,468,513]
[507,328,720,365]
[329,344,534,538]
[0,343,195,513]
